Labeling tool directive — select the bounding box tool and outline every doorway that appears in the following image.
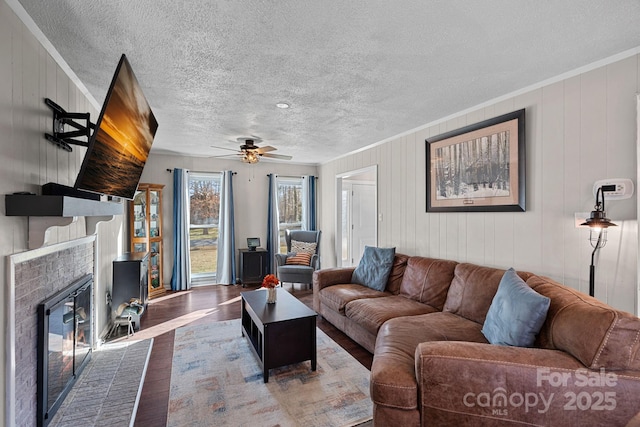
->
[336,166,378,267]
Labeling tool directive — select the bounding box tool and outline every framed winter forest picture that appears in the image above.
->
[426,109,525,212]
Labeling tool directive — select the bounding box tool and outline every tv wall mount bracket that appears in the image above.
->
[44,98,95,152]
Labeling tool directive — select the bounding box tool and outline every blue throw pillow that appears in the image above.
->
[482,268,551,347]
[351,246,396,292]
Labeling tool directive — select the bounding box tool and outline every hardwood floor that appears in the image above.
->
[132,284,373,426]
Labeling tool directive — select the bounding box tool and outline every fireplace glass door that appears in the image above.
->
[46,295,75,413]
[38,274,93,427]
[74,281,92,375]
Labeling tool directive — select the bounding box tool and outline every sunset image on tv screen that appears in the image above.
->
[75,54,158,199]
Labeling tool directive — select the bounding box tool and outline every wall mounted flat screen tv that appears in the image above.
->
[74,54,158,200]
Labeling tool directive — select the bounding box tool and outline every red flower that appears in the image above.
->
[262,274,279,288]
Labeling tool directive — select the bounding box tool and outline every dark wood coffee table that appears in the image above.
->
[241,287,317,382]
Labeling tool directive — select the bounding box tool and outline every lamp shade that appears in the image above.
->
[581,185,617,229]
[581,210,617,228]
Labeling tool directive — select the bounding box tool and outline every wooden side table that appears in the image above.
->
[238,248,269,286]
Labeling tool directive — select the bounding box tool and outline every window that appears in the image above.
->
[188,172,221,280]
[277,177,303,252]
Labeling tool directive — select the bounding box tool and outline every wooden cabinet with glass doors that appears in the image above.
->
[130,183,165,298]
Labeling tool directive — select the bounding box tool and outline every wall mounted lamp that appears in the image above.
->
[581,184,617,297]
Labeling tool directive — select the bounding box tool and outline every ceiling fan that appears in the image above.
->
[211,137,292,163]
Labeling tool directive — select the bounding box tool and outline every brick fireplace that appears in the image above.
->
[7,236,95,427]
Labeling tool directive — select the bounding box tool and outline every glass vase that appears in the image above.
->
[267,287,277,304]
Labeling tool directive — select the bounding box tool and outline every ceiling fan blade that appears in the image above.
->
[210,153,242,158]
[256,145,277,154]
[211,145,241,153]
[261,153,292,160]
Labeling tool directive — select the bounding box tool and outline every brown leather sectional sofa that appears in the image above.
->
[312,254,640,426]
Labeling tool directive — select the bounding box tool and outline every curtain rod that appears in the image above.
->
[266,174,318,179]
[167,169,237,175]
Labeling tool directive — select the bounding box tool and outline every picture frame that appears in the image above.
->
[426,109,525,212]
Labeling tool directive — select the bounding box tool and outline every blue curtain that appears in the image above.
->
[216,171,236,285]
[170,168,191,291]
[266,174,280,274]
[302,175,317,230]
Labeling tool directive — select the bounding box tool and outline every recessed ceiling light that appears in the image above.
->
[276,102,290,109]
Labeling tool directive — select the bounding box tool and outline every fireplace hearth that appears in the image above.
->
[37,274,93,427]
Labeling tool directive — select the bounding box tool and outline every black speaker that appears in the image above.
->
[42,182,101,201]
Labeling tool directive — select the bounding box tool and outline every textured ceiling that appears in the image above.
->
[16,1,640,164]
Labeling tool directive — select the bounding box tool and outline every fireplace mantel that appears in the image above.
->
[5,194,122,217]
[5,195,123,248]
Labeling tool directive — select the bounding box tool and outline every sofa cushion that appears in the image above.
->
[385,253,410,295]
[351,246,396,291]
[443,263,533,324]
[371,312,487,410]
[398,257,458,310]
[529,275,640,371]
[345,295,437,335]
[277,264,314,283]
[318,284,389,314]
[482,268,550,347]
[285,252,312,265]
[291,239,317,254]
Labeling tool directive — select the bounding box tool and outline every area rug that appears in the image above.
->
[167,319,373,427]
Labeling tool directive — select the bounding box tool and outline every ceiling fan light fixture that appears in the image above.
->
[214,137,290,163]
[243,150,260,163]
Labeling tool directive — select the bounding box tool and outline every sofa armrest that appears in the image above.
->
[311,253,320,270]
[312,267,355,292]
[312,267,355,313]
[275,253,288,266]
[416,341,640,426]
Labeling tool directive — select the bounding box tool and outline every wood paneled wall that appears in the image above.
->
[0,3,123,422]
[319,54,639,315]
